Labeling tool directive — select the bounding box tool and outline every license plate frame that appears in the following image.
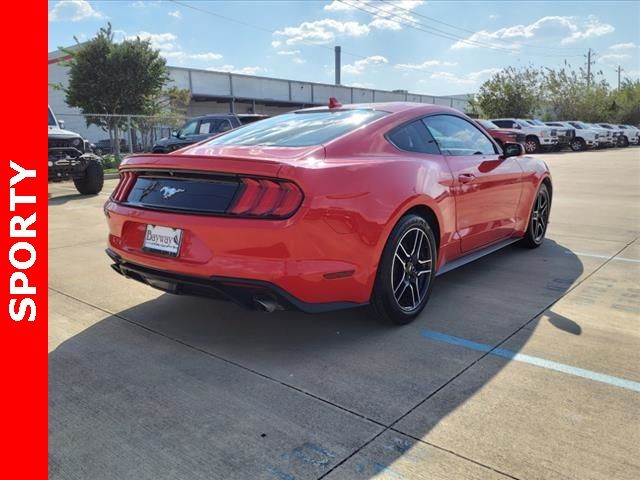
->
[142,224,183,257]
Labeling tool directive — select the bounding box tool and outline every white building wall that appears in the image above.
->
[48,52,471,143]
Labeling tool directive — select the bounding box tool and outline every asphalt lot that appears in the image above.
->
[49,147,640,480]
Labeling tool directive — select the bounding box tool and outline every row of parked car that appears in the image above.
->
[477,118,640,153]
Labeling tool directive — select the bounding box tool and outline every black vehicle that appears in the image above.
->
[48,106,104,194]
[94,138,129,155]
[151,113,269,153]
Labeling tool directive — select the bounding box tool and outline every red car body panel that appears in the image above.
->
[105,103,550,308]
[484,127,524,145]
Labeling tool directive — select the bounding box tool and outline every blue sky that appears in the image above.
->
[48,0,640,96]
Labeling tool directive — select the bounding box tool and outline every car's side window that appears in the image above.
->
[181,120,199,136]
[422,115,497,156]
[214,119,233,133]
[387,120,441,154]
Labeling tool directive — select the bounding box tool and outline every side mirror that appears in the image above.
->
[502,142,524,158]
[511,122,520,129]
[58,119,65,129]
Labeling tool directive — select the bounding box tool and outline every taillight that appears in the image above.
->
[111,171,137,201]
[229,177,303,218]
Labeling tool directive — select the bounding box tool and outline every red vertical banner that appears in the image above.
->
[1,1,47,478]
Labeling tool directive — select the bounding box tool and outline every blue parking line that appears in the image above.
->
[422,330,640,393]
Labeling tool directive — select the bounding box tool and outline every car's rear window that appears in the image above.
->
[204,109,387,147]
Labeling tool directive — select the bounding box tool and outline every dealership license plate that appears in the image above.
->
[143,224,183,257]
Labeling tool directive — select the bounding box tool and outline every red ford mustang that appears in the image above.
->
[105,102,552,325]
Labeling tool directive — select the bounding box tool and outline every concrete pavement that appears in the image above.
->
[49,147,640,479]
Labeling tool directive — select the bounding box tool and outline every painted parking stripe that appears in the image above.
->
[567,251,640,264]
[422,330,640,393]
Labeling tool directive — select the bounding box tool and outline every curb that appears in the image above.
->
[105,173,120,180]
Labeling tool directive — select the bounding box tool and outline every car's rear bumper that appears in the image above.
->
[106,248,366,313]
[104,200,379,305]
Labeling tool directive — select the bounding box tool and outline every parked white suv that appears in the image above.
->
[561,121,600,151]
[490,118,558,153]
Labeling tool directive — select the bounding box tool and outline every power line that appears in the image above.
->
[342,0,584,58]
[168,0,371,61]
[167,0,442,75]
[339,0,519,52]
[380,0,585,52]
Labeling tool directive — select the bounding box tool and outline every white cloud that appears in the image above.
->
[451,15,613,50]
[342,55,388,75]
[599,53,631,66]
[430,68,501,85]
[127,31,178,51]
[488,14,500,20]
[609,42,637,51]
[48,0,105,22]
[274,19,370,45]
[324,0,354,11]
[168,10,181,19]
[396,59,458,70]
[325,0,425,31]
[277,1,425,44]
[293,58,306,65]
[125,31,222,64]
[561,15,614,44]
[276,50,301,56]
[160,51,223,62]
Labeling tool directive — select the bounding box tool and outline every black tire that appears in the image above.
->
[520,184,550,249]
[524,136,540,154]
[73,160,104,195]
[620,136,629,147]
[570,138,586,151]
[369,214,437,325]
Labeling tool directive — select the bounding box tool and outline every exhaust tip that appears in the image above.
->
[253,296,282,313]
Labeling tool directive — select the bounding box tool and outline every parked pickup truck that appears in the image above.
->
[527,119,574,150]
[584,123,615,147]
[152,113,269,153]
[490,118,558,153]
[475,119,525,148]
[618,125,640,145]
[597,123,627,147]
[549,121,597,151]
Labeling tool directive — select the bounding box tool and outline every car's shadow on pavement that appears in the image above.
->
[49,239,584,480]
[48,192,103,205]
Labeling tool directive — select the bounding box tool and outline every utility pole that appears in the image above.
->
[334,46,341,85]
[585,48,595,87]
[617,65,622,89]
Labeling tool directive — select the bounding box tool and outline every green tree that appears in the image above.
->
[609,79,640,124]
[135,86,191,150]
[540,66,611,122]
[474,66,543,118]
[63,23,169,155]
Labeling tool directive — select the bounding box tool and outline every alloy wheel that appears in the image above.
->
[531,188,549,243]
[525,140,537,153]
[391,227,433,312]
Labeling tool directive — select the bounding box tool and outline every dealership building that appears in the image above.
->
[48,47,471,143]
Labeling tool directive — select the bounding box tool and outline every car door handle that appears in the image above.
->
[458,173,476,183]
